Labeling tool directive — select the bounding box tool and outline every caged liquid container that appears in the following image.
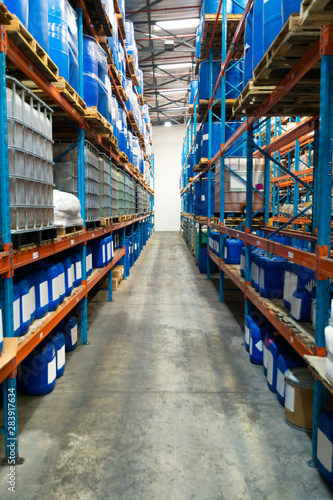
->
[53,140,100,221]
[111,164,119,217]
[7,77,54,234]
[98,154,112,218]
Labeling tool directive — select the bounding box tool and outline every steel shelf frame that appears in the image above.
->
[0,1,154,464]
[181,0,333,468]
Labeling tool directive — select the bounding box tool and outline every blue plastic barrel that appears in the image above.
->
[282,0,302,23]
[73,253,82,287]
[290,287,311,322]
[245,314,254,352]
[48,0,69,81]
[62,316,78,351]
[240,246,246,277]
[19,342,56,395]
[125,20,134,53]
[226,60,244,98]
[97,44,109,118]
[25,273,36,324]
[276,352,304,405]
[249,322,265,365]
[34,266,49,319]
[225,120,245,156]
[267,337,286,392]
[198,60,222,100]
[83,35,99,107]
[317,412,333,484]
[204,0,233,13]
[4,0,28,27]
[46,264,60,312]
[190,79,198,104]
[91,239,106,268]
[13,284,21,337]
[28,0,49,52]
[49,332,65,378]
[224,239,243,264]
[232,0,248,13]
[263,0,283,54]
[259,255,286,299]
[16,278,31,336]
[253,0,264,70]
[63,256,74,297]
[125,239,131,276]
[195,129,202,163]
[56,261,66,304]
[86,246,93,276]
[201,121,222,159]
[243,9,253,88]
[67,1,79,92]
[198,245,219,274]
[194,177,215,216]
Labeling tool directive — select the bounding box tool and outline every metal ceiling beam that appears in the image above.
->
[127,5,200,15]
[153,24,195,49]
[137,48,195,53]
[127,0,166,19]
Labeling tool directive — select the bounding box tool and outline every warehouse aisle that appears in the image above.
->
[1,232,333,499]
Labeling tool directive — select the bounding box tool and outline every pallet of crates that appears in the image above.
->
[111,162,118,221]
[98,154,112,225]
[53,139,100,231]
[7,77,57,249]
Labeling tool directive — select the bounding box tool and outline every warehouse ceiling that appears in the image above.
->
[125,0,202,126]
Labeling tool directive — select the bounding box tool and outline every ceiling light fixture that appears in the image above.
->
[164,121,172,127]
[154,19,200,31]
[157,62,193,70]
[158,88,190,94]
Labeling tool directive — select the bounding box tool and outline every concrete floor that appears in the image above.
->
[1,231,333,499]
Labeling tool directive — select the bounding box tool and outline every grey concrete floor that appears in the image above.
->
[1,231,333,499]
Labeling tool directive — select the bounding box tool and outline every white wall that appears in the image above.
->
[153,124,185,231]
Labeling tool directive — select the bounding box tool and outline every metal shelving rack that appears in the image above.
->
[0,1,154,463]
[180,0,333,466]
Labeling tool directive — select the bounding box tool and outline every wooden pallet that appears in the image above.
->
[138,94,144,106]
[99,36,114,65]
[117,13,126,40]
[193,158,210,172]
[6,17,59,82]
[300,0,333,26]
[113,84,127,102]
[110,63,122,87]
[195,216,208,224]
[0,3,14,25]
[119,151,129,163]
[196,14,243,68]
[113,0,121,14]
[191,99,236,121]
[253,14,321,86]
[56,226,84,238]
[85,107,113,134]
[99,217,113,227]
[84,0,113,37]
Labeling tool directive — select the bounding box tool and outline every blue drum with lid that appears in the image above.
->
[83,35,99,107]
[63,256,74,297]
[86,246,93,276]
[19,342,57,395]
[263,0,283,53]
[56,261,66,304]
[60,316,78,351]
[190,79,198,104]
[243,9,253,88]
[46,264,60,312]
[282,0,302,23]
[198,60,222,101]
[224,239,243,264]
[28,0,49,52]
[16,277,32,336]
[4,0,28,27]
[290,287,311,322]
[201,121,222,159]
[48,0,69,80]
[253,0,264,70]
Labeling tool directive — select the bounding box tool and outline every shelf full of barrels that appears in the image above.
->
[180,0,333,481]
[0,0,155,463]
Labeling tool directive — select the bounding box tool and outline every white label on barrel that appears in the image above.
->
[276,369,285,397]
[291,296,302,321]
[71,325,78,345]
[33,251,39,260]
[255,340,263,352]
[318,429,333,473]
[40,281,48,308]
[257,240,260,246]
[52,277,59,300]
[240,254,245,271]
[202,134,209,141]
[250,338,253,355]
[285,385,295,413]
[107,243,111,261]
[70,264,75,286]
[29,286,35,314]
[0,309,2,343]
[71,240,74,246]
[244,326,249,345]
[13,298,20,332]
[22,294,30,323]
[288,251,294,259]
[57,345,65,370]
[259,270,265,290]
[76,262,82,280]
[263,345,267,368]
[201,195,205,201]
[224,247,228,260]
[59,275,65,296]
[267,351,274,386]
[47,357,56,384]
